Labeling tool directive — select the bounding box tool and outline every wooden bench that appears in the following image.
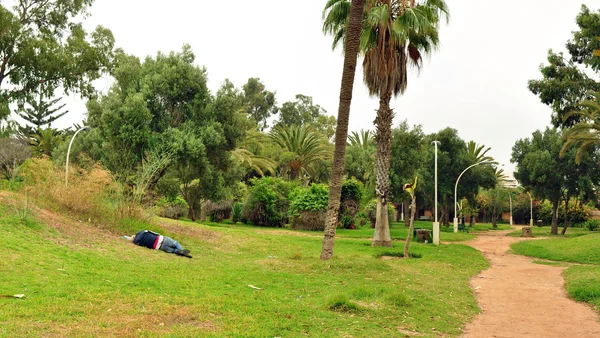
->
[458,223,469,233]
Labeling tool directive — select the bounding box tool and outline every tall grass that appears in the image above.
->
[15,158,144,230]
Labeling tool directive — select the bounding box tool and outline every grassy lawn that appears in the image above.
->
[511,232,600,310]
[507,226,590,238]
[0,206,490,337]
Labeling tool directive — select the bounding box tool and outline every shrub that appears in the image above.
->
[203,200,233,222]
[232,202,243,224]
[232,182,248,202]
[156,196,188,219]
[242,177,294,227]
[537,200,589,226]
[288,183,328,230]
[0,138,30,180]
[292,210,327,231]
[339,178,364,229]
[289,183,329,216]
[583,219,600,231]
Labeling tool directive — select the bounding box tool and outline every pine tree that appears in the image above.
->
[17,93,69,134]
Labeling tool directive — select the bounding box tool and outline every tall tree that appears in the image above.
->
[242,78,277,131]
[320,0,365,260]
[323,0,449,246]
[528,5,600,128]
[276,94,330,125]
[389,121,425,223]
[0,0,115,120]
[512,128,568,234]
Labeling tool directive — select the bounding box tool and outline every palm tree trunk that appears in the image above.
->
[321,0,365,260]
[403,196,416,258]
[372,93,393,247]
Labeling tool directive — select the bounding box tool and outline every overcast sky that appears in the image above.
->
[53,0,600,177]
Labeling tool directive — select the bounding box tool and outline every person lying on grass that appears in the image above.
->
[124,230,192,258]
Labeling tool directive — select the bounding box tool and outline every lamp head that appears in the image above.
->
[82,126,91,131]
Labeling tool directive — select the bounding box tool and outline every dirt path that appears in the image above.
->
[461,228,600,337]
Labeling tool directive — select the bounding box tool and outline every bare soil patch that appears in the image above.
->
[462,229,600,337]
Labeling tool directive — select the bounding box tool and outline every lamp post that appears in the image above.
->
[65,126,91,186]
[528,192,533,226]
[516,185,533,226]
[432,141,441,245]
[454,161,492,233]
[509,193,513,226]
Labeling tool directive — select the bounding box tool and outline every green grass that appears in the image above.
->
[507,226,591,238]
[511,232,600,264]
[334,221,510,243]
[511,232,600,311]
[0,207,489,337]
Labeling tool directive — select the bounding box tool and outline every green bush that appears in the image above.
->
[203,200,233,222]
[289,183,329,216]
[242,177,295,227]
[537,200,589,226]
[582,219,600,231]
[156,196,188,220]
[339,178,364,229]
[341,178,363,205]
[232,202,243,224]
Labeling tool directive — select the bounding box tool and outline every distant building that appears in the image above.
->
[501,177,519,189]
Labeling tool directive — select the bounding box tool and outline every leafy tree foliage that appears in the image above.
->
[242,78,277,131]
[0,0,115,120]
[511,127,600,234]
[528,5,600,127]
[274,94,336,138]
[65,46,247,216]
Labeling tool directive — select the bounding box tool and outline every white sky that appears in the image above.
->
[52,0,600,176]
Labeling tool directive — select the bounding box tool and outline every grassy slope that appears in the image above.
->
[511,232,600,310]
[0,203,489,337]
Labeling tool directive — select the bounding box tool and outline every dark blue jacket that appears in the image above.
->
[133,230,161,249]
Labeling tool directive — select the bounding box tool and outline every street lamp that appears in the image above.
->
[509,192,513,226]
[454,161,493,233]
[65,126,91,186]
[432,141,441,245]
[516,185,533,226]
[528,192,533,226]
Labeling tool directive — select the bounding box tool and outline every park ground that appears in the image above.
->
[2,191,600,337]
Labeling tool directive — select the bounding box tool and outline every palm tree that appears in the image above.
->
[231,130,276,177]
[345,129,376,187]
[320,0,366,260]
[347,129,374,147]
[561,92,600,163]
[30,127,64,157]
[268,125,331,181]
[324,0,449,247]
[466,141,495,164]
